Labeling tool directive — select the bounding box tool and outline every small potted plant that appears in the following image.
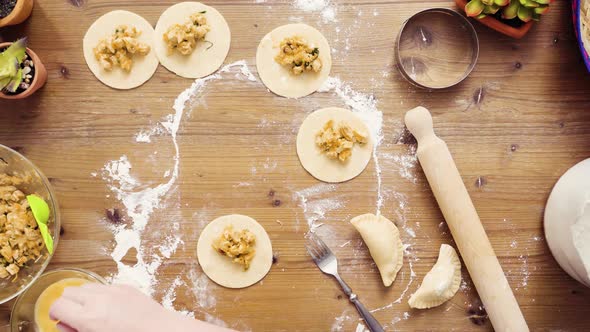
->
[456,0,552,39]
[0,38,47,100]
[0,0,34,28]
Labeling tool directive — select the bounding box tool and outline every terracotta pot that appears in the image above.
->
[0,0,34,28]
[455,0,534,39]
[0,42,47,100]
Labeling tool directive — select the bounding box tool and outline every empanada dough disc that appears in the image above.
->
[154,2,231,78]
[256,23,331,99]
[197,214,273,289]
[297,107,373,183]
[409,244,462,309]
[83,10,159,90]
[351,213,403,287]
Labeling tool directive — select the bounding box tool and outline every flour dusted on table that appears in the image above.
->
[100,61,258,310]
[292,0,337,23]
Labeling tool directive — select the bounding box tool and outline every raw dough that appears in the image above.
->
[297,107,373,183]
[197,214,272,288]
[408,244,461,309]
[83,10,159,90]
[544,158,590,287]
[154,2,231,78]
[256,23,331,98]
[35,278,90,332]
[350,213,403,287]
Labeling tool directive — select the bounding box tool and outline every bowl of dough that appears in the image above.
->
[10,268,106,332]
[0,144,60,304]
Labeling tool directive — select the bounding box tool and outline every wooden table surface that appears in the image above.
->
[2,0,590,331]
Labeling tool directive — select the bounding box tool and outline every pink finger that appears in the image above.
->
[49,297,86,328]
[56,322,77,332]
[60,284,102,305]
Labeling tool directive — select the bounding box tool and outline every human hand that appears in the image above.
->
[50,283,234,332]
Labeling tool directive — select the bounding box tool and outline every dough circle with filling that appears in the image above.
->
[296,107,373,183]
[83,10,159,90]
[197,214,273,288]
[256,23,331,99]
[154,2,231,78]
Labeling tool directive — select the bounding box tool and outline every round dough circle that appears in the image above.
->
[296,107,373,183]
[544,158,590,287]
[83,10,159,90]
[256,23,332,99]
[154,2,231,78]
[197,214,273,288]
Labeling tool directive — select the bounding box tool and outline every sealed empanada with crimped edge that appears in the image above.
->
[350,213,403,287]
[409,244,462,309]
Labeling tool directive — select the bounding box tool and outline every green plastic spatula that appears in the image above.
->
[26,194,54,254]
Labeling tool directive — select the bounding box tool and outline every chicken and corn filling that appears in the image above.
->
[275,36,322,75]
[316,120,368,162]
[93,25,151,72]
[212,225,256,270]
[163,12,211,55]
[0,174,45,279]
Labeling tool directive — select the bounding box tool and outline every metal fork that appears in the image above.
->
[305,232,385,332]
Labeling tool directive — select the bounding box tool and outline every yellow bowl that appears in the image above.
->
[10,268,106,332]
[0,145,60,304]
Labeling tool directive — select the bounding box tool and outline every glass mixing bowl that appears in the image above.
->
[10,268,106,332]
[0,144,60,304]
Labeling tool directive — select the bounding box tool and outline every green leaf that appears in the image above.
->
[0,58,18,80]
[26,195,54,254]
[517,5,533,22]
[534,5,549,14]
[524,0,539,8]
[476,13,488,19]
[503,0,520,19]
[519,0,527,5]
[482,0,494,5]
[533,0,550,4]
[4,68,22,92]
[465,0,485,17]
[483,4,500,14]
[494,0,510,6]
[0,38,27,66]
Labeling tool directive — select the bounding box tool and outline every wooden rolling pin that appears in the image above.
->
[405,106,529,332]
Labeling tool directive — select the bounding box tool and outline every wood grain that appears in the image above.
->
[1,0,590,331]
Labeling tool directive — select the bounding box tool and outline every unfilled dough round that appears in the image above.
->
[83,10,159,90]
[545,158,590,287]
[154,2,231,78]
[197,214,272,288]
[297,107,373,183]
[256,23,331,99]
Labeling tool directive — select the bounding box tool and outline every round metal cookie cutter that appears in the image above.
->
[395,8,479,89]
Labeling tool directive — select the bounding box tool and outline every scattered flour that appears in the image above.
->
[355,323,369,332]
[100,61,257,310]
[162,276,195,318]
[189,267,217,309]
[135,124,166,143]
[331,310,352,331]
[392,150,418,183]
[292,0,337,23]
[293,183,341,232]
